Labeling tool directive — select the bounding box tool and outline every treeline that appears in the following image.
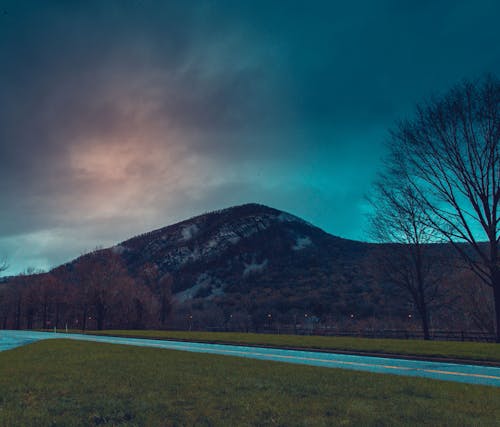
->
[0,244,495,334]
[0,251,172,331]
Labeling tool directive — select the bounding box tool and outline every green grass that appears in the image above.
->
[82,329,500,363]
[0,339,499,426]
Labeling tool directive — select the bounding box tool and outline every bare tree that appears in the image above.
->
[369,176,448,339]
[385,75,500,341]
[76,251,135,330]
[454,268,495,333]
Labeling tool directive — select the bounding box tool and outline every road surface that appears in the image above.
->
[1,330,499,387]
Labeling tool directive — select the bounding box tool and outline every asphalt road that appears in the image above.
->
[1,330,499,387]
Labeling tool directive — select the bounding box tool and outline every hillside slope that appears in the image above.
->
[106,204,378,319]
[3,203,478,332]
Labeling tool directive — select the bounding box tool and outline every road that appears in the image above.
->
[1,330,499,387]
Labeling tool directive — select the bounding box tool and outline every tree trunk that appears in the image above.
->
[416,292,431,340]
[493,281,500,343]
[55,303,60,328]
[82,307,87,332]
[414,248,430,340]
[420,308,430,340]
[27,310,34,329]
[135,299,144,329]
[160,295,170,326]
[15,298,21,330]
[42,303,48,329]
[96,303,105,330]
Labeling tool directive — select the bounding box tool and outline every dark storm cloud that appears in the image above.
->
[1,0,500,273]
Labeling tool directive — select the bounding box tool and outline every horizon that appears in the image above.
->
[1,1,500,275]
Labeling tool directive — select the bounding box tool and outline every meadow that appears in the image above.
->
[0,339,499,426]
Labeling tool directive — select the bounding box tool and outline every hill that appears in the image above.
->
[0,203,492,334]
[118,203,375,313]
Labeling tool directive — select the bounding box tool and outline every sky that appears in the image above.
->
[1,0,500,275]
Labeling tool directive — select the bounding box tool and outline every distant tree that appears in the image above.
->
[0,285,13,329]
[369,176,450,339]
[75,252,135,330]
[453,269,495,333]
[157,274,173,327]
[382,75,500,342]
[10,268,44,329]
[138,263,172,327]
[64,264,92,331]
[111,276,155,329]
[10,274,28,329]
[35,273,64,329]
[23,280,39,329]
[0,260,9,328]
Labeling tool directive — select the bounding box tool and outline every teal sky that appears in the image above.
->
[1,0,500,274]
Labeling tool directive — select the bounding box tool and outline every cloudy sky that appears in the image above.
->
[1,0,500,274]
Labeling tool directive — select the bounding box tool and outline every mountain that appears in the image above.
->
[3,203,483,333]
[43,203,383,328]
[117,203,373,306]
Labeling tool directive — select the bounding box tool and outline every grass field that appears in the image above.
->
[0,339,499,426]
[82,330,500,363]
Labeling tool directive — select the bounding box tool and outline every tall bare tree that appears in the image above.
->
[369,175,447,339]
[385,75,500,341]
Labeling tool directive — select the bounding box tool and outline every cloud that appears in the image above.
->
[1,0,500,274]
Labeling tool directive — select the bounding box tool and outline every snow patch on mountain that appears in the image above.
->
[206,239,218,249]
[175,273,210,302]
[293,236,312,250]
[228,236,241,244]
[175,283,204,302]
[175,273,225,302]
[181,224,199,241]
[199,227,241,256]
[208,285,225,298]
[243,259,268,277]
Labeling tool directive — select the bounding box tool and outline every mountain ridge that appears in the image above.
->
[2,202,482,334]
